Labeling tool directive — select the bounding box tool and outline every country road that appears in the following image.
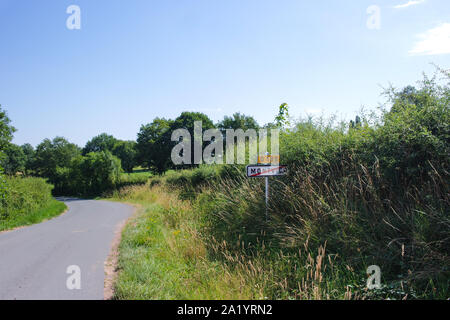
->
[0,199,134,300]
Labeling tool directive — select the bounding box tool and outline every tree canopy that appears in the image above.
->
[33,137,81,182]
[82,133,118,155]
[0,105,15,151]
[217,112,259,132]
[137,117,174,174]
[20,143,35,175]
[1,144,26,175]
[112,140,137,173]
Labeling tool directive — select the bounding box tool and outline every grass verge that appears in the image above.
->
[109,185,258,300]
[108,183,367,300]
[0,198,67,232]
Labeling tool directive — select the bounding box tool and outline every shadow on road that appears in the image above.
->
[54,197,87,203]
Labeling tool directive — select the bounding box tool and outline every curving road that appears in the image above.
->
[0,199,133,300]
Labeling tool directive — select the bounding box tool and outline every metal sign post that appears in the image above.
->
[246,163,288,220]
[265,176,269,220]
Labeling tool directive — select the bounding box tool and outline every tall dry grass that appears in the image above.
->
[197,153,449,299]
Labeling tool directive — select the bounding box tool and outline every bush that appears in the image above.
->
[0,167,7,211]
[149,177,162,187]
[372,100,449,186]
[0,176,66,231]
[190,165,220,187]
[116,172,150,189]
[53,151,123,196]
[1,177,53,216]
[81,151,122,194]
[163,165,221,199]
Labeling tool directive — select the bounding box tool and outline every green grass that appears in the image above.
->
[0,199,67,232]
[109,185,257,300]
[131,166,153,173]
[108,184,367,300]
[111,177,448,300]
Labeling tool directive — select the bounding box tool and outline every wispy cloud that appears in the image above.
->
[409,23,450,56]
[394,0,426,9]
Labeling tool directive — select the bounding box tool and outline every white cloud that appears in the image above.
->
[394,0,426,9]
[409,23,450,56]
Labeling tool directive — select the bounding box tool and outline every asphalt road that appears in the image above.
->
[0,199,133,300]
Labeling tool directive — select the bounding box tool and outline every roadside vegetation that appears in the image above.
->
[109,185,259,299]
[110,71,449,300]
[1,69,448,299]
[0,107,67,231]
[0,176,67,232]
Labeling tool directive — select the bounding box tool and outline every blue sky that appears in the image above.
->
[1,0,449,147]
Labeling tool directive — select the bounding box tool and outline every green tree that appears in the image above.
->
[170,112,216,168]
[52,151,123,196]
[217,113,259,132]
[274,103,290,128]
[80,151,122,195]
[112,140,137,173]
[20,143,35,175]
[82,133,118,155]
[172,112,215,133]
[0,105,15,211]
[137,112,215,173]
[1,143,26,175]
[33,137,81,182]
[137,118,174,174]
[349,115,362,129]
[0,105,15,151]
[389,84,442,114]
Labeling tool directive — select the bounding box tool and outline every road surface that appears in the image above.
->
[0,198,133,300]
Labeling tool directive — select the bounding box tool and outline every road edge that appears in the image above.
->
[0,199,69,235]
[103,203,139,300]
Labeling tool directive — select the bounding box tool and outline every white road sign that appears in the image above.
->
[246,165,288,177]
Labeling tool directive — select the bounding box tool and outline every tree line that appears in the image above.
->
[0,109,264,195]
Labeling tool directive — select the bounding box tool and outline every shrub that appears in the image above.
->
[81,151,122,194]
[163,165,221,199]
[116,172,150,189]
[0,167,7,215]
[53,151,123,196]
[2,176,53,214]
[0,176,66,231]
[190,165,220,187]
[149,177,162,187]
